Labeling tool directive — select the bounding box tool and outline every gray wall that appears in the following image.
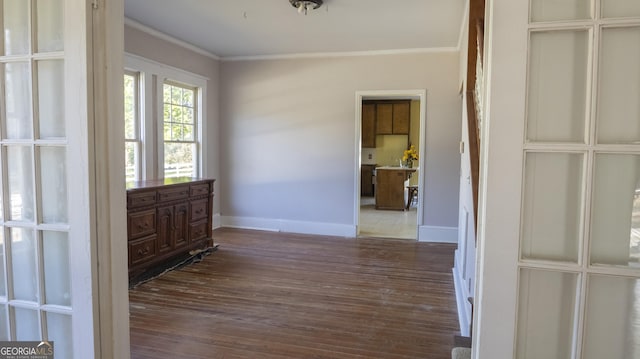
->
[220,52,462,236]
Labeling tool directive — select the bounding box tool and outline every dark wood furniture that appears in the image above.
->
[370,100,411,135]
[126,177,215,283]
[361,103,376,148]
[360,164,376,196]
[375,167,416,211]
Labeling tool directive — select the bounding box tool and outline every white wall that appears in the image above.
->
[220,52,461,237]
[124,24,222,219]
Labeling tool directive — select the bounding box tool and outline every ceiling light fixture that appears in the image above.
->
[289,0,323,15]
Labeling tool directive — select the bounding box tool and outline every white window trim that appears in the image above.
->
[124,71,141,181]
[124,53,208,179]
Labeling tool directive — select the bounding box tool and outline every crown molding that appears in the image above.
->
[222,47,459,62]
[124,17,461,63]
[124,17,220,60]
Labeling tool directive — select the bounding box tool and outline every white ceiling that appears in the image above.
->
[124,0,468,59]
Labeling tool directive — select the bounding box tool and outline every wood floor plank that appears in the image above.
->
[130,228,459,359]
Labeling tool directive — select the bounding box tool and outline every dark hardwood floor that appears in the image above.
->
[129,228,459,359]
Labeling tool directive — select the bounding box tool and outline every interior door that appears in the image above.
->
[475,0,640,358]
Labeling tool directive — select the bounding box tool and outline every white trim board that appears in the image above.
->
[223,47,459,62]
[418,225,458,243]
[353,90,427,240]
[125,17,221,60]
[453,253,473,337]
[221,216,356,238]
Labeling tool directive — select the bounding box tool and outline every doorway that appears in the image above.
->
[354,90,427,240]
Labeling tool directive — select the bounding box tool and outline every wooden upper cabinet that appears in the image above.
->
[375,103,394,134]
[361,103,376,148]
[392,102,410,134]
[370,100,411,136]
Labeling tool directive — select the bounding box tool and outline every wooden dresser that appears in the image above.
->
[126,177,215,283]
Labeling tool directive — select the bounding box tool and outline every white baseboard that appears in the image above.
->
[213,213,222,229]
[417,225,458,243]
[220,216,357,237]
[453,252,472,337]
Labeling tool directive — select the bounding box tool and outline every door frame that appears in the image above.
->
[353,89,427,238]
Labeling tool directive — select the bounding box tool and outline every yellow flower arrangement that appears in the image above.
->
[402,145,419,162]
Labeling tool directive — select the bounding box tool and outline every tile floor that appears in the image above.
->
[359,196,418,240]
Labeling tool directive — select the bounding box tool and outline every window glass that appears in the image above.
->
[163,82,197,178]
[124,73,140,182]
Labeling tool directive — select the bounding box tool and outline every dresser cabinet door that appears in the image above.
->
[156,205,174,253]
[174,203,189,248]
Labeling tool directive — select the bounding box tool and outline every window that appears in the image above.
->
[124,54,206,181]
[124,71,140,181]
[163,82,197,178]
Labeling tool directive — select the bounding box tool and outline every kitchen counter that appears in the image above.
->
[374,167,417,210]
[375,166,418,171]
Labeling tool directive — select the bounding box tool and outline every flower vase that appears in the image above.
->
[406,159,413,168]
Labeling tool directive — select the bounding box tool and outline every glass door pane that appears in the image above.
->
[590,153,640,267]
[7,146,35,222]
[42,232,70,306]
[10,228,37,302]
[602,0,640,18]
[521,152,583,262]
[596,26,640,144]
[38,147,68,224]
[14,307,39,340]
[527,30,589,143]
[2,0,29,56]
[516,269,578,358]
[530,0,592,22]
[583,275,640,359]
[46,312,72,357]
[37,60,65,139]
[4,62,33,140]
[35,0,63,53]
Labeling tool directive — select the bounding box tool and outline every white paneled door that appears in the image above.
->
[476,0,640,358]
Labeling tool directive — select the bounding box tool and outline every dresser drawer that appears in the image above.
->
[129,236,157,266]
[158,186,189,202]
[128,190,156,209]
[190,183,210,197]
[189,221,208,241]
[190,199,209,222]
[128,209,156,239]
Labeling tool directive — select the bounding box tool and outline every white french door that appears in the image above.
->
[1,1,127,358]
[475,0,640,358]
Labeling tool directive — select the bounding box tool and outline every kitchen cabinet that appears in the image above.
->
[126,177,215,284]
[375,103,394,134]
[371,100,411,135]
[392,101,410,134]
[361,103,376,148]
[361,164,376,196]
[375,167,416,210]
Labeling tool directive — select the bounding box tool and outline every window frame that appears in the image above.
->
[124,53,207,180]
[124,70,141,181]
[161,80,199,178]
